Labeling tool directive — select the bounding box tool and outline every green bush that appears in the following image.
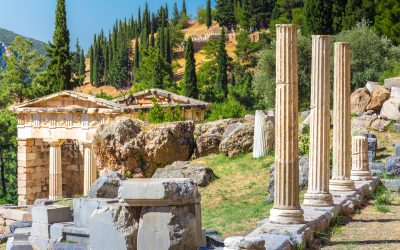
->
[95,92,115,101]
[299,132,310,156]
[206,97,248,121]
[146,98,184,124]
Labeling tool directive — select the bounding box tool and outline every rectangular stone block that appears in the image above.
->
[119,178,201,206]
[50,222,73,240]
[31,222,51,239]
[31,205,71,224]
[73,198,118,228]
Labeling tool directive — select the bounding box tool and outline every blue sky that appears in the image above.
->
[0,0,209,52]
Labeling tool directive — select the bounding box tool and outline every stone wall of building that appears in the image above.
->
[17,139,49,205]
[61,140,84,197]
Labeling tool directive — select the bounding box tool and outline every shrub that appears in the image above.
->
[95,92,115,100]
[206,97,248,121]
[299,132,310,156]
[146,98,184,124]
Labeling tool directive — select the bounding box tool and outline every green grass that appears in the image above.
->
[192,152,274,237]
[375,204,391,213]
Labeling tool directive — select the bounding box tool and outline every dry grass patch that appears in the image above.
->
[192,152,274,237]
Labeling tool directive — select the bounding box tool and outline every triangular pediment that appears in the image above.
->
[10,91,122,110]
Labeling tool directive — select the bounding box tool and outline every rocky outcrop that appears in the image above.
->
[380,98,400,121]
[370,119,391,132]
[384,76,400,89]
[194,119,243,158]
[93,117,195,177]
[152,161,216,187]
[350,88,371,113]
[219,123,254,158]
[366,86,390,111]
[351,114,376,132]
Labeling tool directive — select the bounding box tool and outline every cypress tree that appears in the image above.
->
[138,6,142,33]
[183,38,198,98]
[47,0,72,91]
[215,0,236,29]
[78,49,85,84]
[165,27,172,64]
[141,13,149,49]
[172,2,180,25]
[73,39,81,74]
[304,0,334,35]
[150,27,155,47]
[215,27,228,100]
[182,0,187,16]
[206,0,212,28]
[89,46,94,83]
[153,52,164,88]
[134,40,140,69]
[165,3,169,21]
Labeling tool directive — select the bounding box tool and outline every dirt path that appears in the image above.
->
[322,192,400,250]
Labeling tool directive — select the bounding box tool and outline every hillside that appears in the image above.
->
[0,27,47,54]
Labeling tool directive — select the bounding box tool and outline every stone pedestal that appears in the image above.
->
[269,24,304,224]
[351,136,372,181]
[303,35,333,207]
[48,140,64,201]
[330,43,355,192]
[82,142,96,196]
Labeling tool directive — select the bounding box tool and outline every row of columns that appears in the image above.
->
[270,24,372,224]
[46,140,97,201]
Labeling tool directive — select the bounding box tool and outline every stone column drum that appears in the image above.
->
[48,140,64,200]
[351,136,372,181]
[303,35,334,206]
[83,142,97,196]
[329,42,355,192]
[269,24,304,224]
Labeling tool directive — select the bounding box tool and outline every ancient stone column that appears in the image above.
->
[48,140,64,200]
[253,110,274,159]
[83,142,97,195]
[351,136,372,181]
[269,24,304,224]
[329,42,355,191]
[303,35,334,206]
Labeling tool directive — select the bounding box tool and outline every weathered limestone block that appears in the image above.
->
[73,198,118,228]
[137,205,203,250]
[384,76,400,89]
[351,136,372,181]
[31,206,71,224]
[224,236,265,250]
[366,85,390,111]
[219,123,255,158]
[350,88,371,113]
[119,178,201,206]
[31,223,51,239]
[380,98,400,121]
[152,161,216,187]
[87,172,123,199]
[89,204,141,250]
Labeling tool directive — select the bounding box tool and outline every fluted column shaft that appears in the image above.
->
[48,140,64,200]
[303,36,333,206]
[269,24,304,224]
[330,42,355,191]
[351,136,372,181]
[83,142,97,196]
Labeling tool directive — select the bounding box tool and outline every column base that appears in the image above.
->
[269,208,305,224]
[302,192,334,207]
[351,170,372,181]
[329,179,356,192]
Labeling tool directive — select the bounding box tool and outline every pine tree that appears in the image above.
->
[183,37,198,98]
[182,0,187,16]
[46,0,72,91]
[206,0,212,28]
[215,0,236,29]
[215,27,228,100]
[172,2,180,25]
[304,0,334,35]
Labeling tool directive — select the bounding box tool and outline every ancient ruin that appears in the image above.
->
[303,35,333,206]
[269,24,304,224]
[329,42,356,192]
[252,110,274,158]
[351,136,372,181]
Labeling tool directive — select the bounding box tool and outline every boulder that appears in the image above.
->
[94,117,196,177]
[366,81,378,93]
[384,76,400,89]
[391,87,400,98]
[244,114,255,122]
[152,161,216,187]
[380,98,400,121]
[351,115,376,132]
[386,156,400,176]
[87,172,123,199]
[370,119,391,132]
[194,119,243,158]
[89,204,141,250]
[366,85,390,111]
[219,123,254,158]
[350,88,371,113]
[265,156,309,203]
[137,205,203,250]
[222,123,243,140]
